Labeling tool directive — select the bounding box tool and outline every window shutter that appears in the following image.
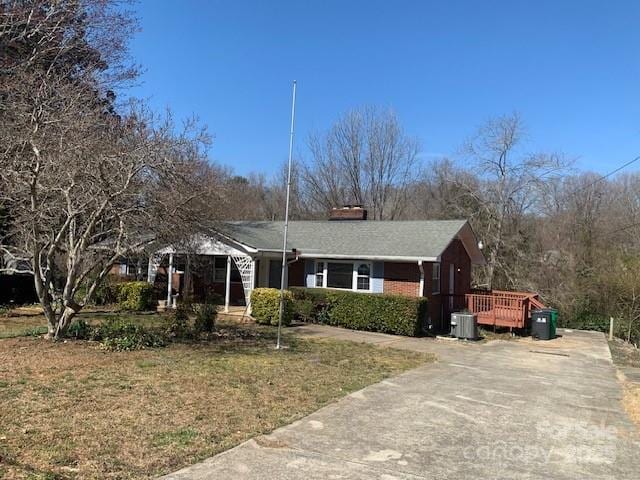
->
[371,262,384,293]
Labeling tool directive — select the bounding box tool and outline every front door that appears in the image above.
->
[268,259,282,288]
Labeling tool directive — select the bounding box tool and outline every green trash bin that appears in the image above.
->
[549,309,558,339]
[531,308,558,340]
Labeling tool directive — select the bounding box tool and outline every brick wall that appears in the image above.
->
[378,240,472,331]
[429,238,472,331]
[383,262,421,297]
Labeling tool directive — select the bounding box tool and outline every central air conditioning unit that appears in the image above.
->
[450,312,479,340]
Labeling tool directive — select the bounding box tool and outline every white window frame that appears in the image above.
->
[355,262,371,291]
[432,262,441,294]
[315,260,325,287]
[314,260,372,292]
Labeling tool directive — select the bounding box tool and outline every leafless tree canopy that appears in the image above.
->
[0,1,224,338]
[302,107,419,220]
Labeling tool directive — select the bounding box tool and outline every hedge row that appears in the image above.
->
[90,281,155,311]
[250,288,294,326]
[114,282,155,311]
[291,287,428,337]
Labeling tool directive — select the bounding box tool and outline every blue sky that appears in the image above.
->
[128,0,640,177]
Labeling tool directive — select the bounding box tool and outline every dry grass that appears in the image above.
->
[609,338,640,368]
[0,318,431,479]
[0,313,47,338]
[623,385,640,428]
[478,327,517,342]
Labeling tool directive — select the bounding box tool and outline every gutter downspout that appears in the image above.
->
[418,260,425,298]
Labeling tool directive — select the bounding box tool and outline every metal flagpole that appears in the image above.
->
[276,80,297,350]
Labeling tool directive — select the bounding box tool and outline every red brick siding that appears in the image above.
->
[440,238,472,298]
[425,238,472,330]
[383,262,420,297]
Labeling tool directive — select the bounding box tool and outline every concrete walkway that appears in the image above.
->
[162,326,640,479]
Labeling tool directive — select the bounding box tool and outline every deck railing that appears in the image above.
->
[465,291,544,329]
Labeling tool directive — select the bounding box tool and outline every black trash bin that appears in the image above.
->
[531,308,557,340]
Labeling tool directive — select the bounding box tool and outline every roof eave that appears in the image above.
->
[298,253,439,262]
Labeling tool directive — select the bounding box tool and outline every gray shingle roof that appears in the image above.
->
[218,219,479,261]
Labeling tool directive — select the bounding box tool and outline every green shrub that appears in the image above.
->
[91,279,118,305]
[250,288,294,326]
[165,304,192,339]
[67,319,92,339]
[194,303,217,333]
[114,282,154,311]
[289,287,428,337]
[92,317,166,351]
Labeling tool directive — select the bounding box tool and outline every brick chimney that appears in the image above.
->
[328,204,368,221]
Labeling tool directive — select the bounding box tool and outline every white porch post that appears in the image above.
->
[224,255,231,313]
[147,257,154,284]
[166,253,174,306]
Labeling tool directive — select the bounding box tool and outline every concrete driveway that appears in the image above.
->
[162,327,640,479]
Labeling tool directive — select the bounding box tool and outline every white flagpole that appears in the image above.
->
[276,80,297,350]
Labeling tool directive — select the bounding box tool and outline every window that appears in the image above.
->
[314,260,372,292]
[356,263,370,291]
[327,262,353,289]
[315,261,324,287]
[214,257,226,282]
[213,257,242,283]
[432,263,440,294]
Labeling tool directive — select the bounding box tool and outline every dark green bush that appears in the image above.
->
[91,317,166,351]
[250,288,294,326]
[194,302,217,333]
[67,319,92,339]
[91,279,118,305]
[114,282,154,311]
[290,287,428,337]
[165,304,192,339]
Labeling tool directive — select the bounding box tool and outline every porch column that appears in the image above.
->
[166,253,174,306]
[224,255,231,313]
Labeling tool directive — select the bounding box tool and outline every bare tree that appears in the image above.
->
[405,158,481,220]
[303,107,419,220]
[0,1,224,338]
[456,113,567,288]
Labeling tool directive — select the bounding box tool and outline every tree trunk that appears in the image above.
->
[55,307,78,338]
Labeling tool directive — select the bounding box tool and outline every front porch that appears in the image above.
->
[147,236,295,313]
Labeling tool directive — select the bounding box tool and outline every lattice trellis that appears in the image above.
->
[232,255,255,308]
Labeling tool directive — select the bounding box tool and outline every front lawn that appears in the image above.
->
[0,317,431,479]
[0,309,164,339]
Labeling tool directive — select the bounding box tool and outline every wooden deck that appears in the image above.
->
[465,290,545,329]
